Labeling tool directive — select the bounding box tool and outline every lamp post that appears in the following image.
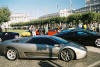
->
[69,0,72,10]
[69,0,72,13]
[56,0,59,12]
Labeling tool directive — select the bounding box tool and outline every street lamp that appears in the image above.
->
[69,0,72,10]
[56,0,59,12]
[69,0,72,13]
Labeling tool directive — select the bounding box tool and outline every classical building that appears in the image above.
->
[85,0,100,7]
[39,12,59,19]
[1,13,33,29]
[59,9,72,17]
[39,9,73,19]
[74,0,100,13]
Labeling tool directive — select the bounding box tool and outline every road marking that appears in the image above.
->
[88,60,100,67]
[86,46,100,53]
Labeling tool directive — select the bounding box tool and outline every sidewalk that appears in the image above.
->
[86,46,100,53]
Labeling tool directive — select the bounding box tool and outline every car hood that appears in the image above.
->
[66,41,87,51]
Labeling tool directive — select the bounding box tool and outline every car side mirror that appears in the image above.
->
[5,33,8,35]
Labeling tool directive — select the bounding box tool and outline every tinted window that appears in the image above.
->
[50,36,69,44]
[27,37,40,44]
[39,38,59,45]
[27,37,59,45]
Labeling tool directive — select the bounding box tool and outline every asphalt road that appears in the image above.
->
[0,46,100,67]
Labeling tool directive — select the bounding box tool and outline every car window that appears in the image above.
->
[27,37,59,46]
[50,36,69,44]
[27,37,39,43]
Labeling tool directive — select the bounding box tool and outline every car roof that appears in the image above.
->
[61,28,91,33]
[12,35,68,43]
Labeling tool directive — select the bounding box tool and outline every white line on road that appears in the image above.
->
[88,60,100,67]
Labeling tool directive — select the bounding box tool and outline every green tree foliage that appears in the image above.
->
[81,12,97,24]
[0,7,11,24]
[11,12,100,27]
[96,13,100,23]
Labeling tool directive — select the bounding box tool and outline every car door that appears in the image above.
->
[3,32,10,40]
[26,37,61,58]
[62,31,78,42]
[35,37,60,58]
[26,37,47,57]
[75,31,92,45]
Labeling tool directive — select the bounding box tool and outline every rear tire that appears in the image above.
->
[95,38,100,47]
[60,48,75,62]
[6,48,18,61]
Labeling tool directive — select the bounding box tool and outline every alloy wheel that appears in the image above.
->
[95,38,100,47]
[60,49,72,62]
[6,49,17,60]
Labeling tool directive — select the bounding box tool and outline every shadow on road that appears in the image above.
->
[39,61,54,67]
[38,60,62,67]
[19,58,57,61]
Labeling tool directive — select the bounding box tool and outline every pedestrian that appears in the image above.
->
[83,24,87,30]
[0,27,2,32]
[38,26,45,35]
[99,23,100,33]
[44,24,48,35]
[29,25,36,36]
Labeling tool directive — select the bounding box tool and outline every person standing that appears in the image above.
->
[29,25,36,36]
[44,24,48,35]
[83,24,87,30]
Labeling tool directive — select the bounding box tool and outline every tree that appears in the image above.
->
[0,7,11,24]
[81,12,96,24]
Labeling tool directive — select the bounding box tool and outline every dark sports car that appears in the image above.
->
[0,32,19,41]
[0,36,87,62]
[54,28,100,47]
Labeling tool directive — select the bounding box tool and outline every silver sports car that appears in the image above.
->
[0,35,87,62]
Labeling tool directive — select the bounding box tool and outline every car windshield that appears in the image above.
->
[50,36,69,44]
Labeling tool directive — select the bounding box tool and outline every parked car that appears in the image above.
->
[54,28,100,47]
[20,30,31,37]
[21,28,58,37]
[48,28,58,35]
[0,32,19,41]
[0,35,87,62]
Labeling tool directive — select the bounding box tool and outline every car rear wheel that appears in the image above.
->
[6,48,18,61]
[95,38,100,47]
[60,48,75,62]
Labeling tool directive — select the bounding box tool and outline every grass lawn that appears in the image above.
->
[7,29,26,34]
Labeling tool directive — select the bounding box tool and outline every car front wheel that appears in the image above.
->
[60,48,75,62]
[6,48,18,61]
[95,38,100,47]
